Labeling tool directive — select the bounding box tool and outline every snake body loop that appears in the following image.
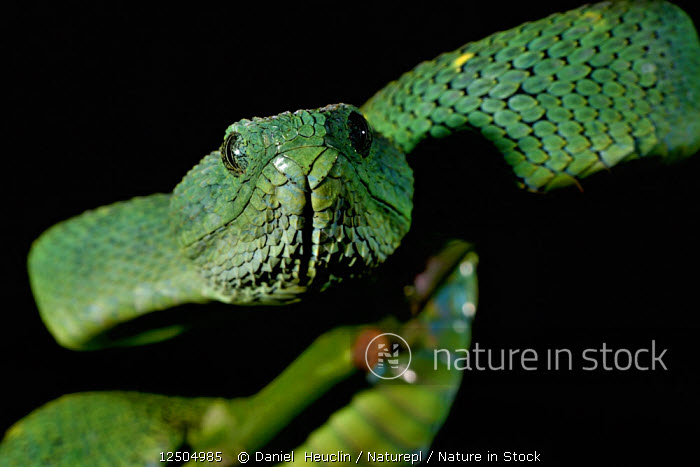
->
[29,2,700,349]
[363,0,700,190]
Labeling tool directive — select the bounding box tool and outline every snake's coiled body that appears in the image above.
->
[7,1,700,465]
[28,1,700,350]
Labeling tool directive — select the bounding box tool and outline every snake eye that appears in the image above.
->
[347,111,372,158]
[221,132,247,175]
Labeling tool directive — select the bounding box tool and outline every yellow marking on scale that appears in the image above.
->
[453,52,474,69]
[582,11,603,21]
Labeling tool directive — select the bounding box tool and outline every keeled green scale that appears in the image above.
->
[362,1,700,190]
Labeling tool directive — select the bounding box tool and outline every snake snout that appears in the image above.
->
[271,147,339,190]
[269,149,341,216]
[261,149,342,280]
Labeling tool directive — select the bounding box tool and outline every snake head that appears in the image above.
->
[170,104,413,305]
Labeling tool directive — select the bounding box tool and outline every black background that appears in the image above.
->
[4,1,700,464]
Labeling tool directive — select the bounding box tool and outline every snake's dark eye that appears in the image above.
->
[221,132,247,175]
[348,111,372,158]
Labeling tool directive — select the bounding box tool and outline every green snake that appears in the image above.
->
[4,1,699,464]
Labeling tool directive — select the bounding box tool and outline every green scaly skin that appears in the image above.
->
[6,1,700,465]
[364,0,700,190]
[0,392,213,465]
[28,1,700,349]
[29,104,413,349]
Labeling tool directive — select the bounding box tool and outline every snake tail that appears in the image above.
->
[362,0,700,191]
[27,194,210,349]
